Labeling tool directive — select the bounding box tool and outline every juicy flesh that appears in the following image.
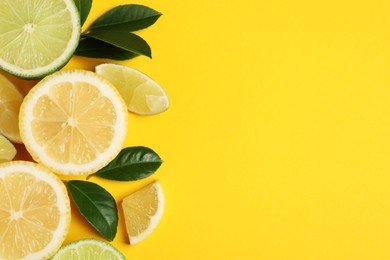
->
[0,0,73,69]
[0,172,60,259]
[32,82,117,164]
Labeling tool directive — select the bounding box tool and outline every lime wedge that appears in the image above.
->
[96,63,169,115]
[0,0,80,79]
[51,238,125,260]
[0,134,16,162]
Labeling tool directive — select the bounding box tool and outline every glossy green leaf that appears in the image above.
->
[83,30,152,58]
[88,147,163,181]
[75,38,139,60]
[88,4,162,32]
[66,180,118,241]
[73,0,92,26]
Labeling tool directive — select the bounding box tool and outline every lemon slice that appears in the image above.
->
[0,134,16,162]
[0,0,80,79]
[0,74,23,143]
[0,161,70,259]
[122,180,164,245]
[95,63,169,115]
[19,70,128,176]
[51,238,125,260]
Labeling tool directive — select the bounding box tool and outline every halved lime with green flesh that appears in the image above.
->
[51,238,125,260]
[0,0,80,79]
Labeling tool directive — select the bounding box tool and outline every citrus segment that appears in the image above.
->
[0,134,16,162]
[0,161,70,259]
[95,63,169,115]
[19,70,128,176]
[122,180,164,245]
[51,238,125,260]
[0,74,23,143]
[0,0,80,79]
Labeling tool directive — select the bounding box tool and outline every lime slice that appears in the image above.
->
[0,0,80,79]
[51,238,125,260]
[95,63,169,115]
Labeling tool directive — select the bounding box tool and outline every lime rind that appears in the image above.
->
[0,0,81,79]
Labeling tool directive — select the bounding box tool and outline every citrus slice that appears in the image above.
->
[0,134,16,162]
[122,180,164,245]
[51,238,125,260]
[95,63,169,115]
[0,74,23,143]
[0,161,70,259]
[19,70,128,176]
[0,0,80,79]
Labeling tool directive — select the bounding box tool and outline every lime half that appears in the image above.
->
[51,238,125,260]
[0,0,80,79]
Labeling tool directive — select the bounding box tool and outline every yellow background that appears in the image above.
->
[7,0,390,259]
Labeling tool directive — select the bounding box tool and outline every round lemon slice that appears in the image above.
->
[95,63,169,115]
[0,161,71,259]
[19,70,128,176]
[0,0,80,79]
[51,238,125,259]
[122,180,165,245]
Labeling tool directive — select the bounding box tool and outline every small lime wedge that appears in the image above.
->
[0,134,16,162]
[96,63,169,115]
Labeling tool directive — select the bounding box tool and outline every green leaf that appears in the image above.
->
[75,38,139,60]
[66,180,118,241]
[88,147,163,181]
[88,4,162,32]
[73,0,92,26]
[83,30,152,58]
